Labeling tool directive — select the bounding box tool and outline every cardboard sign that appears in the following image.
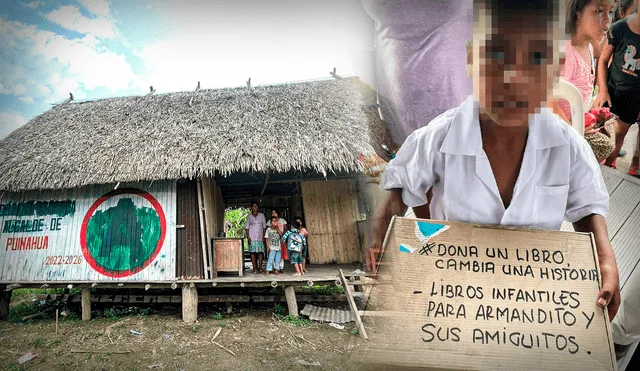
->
[360,217,616,371]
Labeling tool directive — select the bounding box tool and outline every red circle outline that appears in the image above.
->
[80,188,167,278]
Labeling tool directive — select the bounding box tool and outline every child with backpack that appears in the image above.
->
[281,220,307,276]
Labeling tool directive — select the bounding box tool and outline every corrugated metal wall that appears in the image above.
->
[0,181,176,282]
[176,180,204,279]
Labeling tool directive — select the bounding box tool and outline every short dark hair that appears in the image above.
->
[566,0,595,35]
[614,0,637,22]
[294,216,304,225]
[271,215,278,221]
[294,220,302,229]
[475,0,561,24]
[250,201,259,207]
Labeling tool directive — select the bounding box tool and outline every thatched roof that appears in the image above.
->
[0,77,390,192]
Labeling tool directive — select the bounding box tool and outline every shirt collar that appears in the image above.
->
[439,96,568,155]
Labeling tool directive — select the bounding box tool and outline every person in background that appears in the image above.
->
[245,201,267,274]
[371,0,620,320]
[294,216,309,273]
[271,209,288,270]
[282,220,307,276]
[612,0,640,170]
[614,0,639,23]
[360,0,473,147]
[550,0,615,162]
[595,0,640,175]
[265,216,283,276]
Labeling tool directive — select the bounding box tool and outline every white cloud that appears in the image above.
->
[77,0,110,17]
[137,1,374,92]
[21,1,41,10]
[35,84,51,96]
[18,96,34,104]
[0,82,8,94]
[0,112,28,139]
[0,16,143,97]
[11,85,28,95]
[45,5,116,39]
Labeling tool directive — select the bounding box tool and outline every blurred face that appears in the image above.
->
[271,218,278,227]
[470,9,560,127]
[271,210,278,218]
[598,1,614,32]
[251,204,259,213]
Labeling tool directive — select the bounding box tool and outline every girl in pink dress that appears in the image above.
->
[550,0,616,162]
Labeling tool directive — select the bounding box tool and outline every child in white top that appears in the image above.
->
[371,0,619,320]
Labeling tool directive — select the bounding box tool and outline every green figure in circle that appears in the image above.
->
[85,197,161,274]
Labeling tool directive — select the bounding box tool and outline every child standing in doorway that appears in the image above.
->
[265,216,283,276]
[271,209,288,270]
[282,220,307,276]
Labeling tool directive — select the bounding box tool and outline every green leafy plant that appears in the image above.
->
[225,207,250,250]
[215,312,223,320]
[273,303,285,315]
[297,285,345,295]
[275,313,312,326]
[351,329,359,335]
[103,307,120,320]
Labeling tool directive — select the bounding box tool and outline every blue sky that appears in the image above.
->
[0,0,374,138]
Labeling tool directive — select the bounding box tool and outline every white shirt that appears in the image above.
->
[382,96,609,230]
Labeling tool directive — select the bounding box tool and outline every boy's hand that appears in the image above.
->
[597,261,620,320]
[592,91,611,109]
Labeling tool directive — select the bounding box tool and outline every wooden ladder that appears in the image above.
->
[339,269,377,340]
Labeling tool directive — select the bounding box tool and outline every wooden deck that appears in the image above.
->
[561,165,640,291]
[183,264,359,287]
[0,264,361,289]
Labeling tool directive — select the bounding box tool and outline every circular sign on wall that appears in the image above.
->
[80,188,167,278]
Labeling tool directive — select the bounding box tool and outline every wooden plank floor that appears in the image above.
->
[191,264,359,284]
[562,166,640,289]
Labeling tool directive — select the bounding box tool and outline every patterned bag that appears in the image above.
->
[287,232,304,252]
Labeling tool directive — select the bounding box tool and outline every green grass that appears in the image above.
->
[273,303,285,315]
[8,301,44,323]
[275,313,312,326]
[296,285,344,295]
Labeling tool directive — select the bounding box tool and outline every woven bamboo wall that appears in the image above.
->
[301,178,360,264]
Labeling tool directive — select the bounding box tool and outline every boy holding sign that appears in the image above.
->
[371,0,620,319]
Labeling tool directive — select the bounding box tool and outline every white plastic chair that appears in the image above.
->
[551,78,585,136]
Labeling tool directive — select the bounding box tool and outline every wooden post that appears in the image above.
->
[196,179,210,279]
[182,283,198,324]
[81,288,91,321]
[283,286,298,317]
[0,285,11,320]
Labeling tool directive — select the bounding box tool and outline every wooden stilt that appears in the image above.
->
[81,288,91,321]
[283,286,298,317]
[0,285,11,320]
[182,283,198,324]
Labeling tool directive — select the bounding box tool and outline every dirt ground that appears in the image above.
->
[0,303,370,371]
